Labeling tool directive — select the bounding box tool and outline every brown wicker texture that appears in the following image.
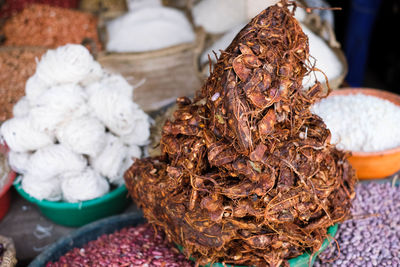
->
[97,28,206,112]
[0,235,17,267]
[79,0,127,20]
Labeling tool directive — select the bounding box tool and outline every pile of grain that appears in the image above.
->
[311,93,400,152]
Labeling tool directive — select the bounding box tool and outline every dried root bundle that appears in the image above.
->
[125,2,356,266]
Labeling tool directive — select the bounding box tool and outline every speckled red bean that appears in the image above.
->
[46,223,194,267]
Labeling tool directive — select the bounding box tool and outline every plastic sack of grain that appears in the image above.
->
[200,23,246,65]
[106,6,195,52]
[90,134,127,185]
[35,44,99,86]
[27,144,87,180]
[301,24,343,89]
[56,116,106,157]
[8,151,31,174]
[60,168,110,203]
[30,84,88,133]
[0,116,54,152]
[22,174,62,201]
[127,0,162,11]
[245,0,306,21]
[193,0,246,34]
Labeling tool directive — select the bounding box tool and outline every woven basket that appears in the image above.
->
[97,28,206,112]
[0,235,17,267]
[79,0,127,20]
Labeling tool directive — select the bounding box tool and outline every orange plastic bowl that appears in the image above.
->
[328,88,400,179]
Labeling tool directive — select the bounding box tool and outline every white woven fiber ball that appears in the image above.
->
[60,168,110,203]
[22,174,62,201]
[80,61,105,87]
[30,84,88,133]
[25,74,49,102]
[12,96,31,118]
[115,144,142,185]
[35,44,97,86]
[85,73,134,99]
[119,108,151,146]
[27,144,87,181]
[56,116,106,157]
[8,151,31,174]
[88,84,140,136]
[0,116,54,152]
[90,133,127,184]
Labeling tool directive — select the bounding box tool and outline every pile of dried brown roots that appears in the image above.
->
[125,2,356,266]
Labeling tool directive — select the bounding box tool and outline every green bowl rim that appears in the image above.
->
[13,176,128,210]
[177,223,338,267]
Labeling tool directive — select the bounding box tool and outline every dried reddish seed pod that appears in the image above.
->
[125,2,356,266]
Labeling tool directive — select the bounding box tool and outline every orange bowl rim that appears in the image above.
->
[327,87,400,157]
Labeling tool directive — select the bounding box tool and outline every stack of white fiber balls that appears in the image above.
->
[0,44,150,202]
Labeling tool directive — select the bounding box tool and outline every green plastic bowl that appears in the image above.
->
[14,178,131,227]
[178,224,338,267]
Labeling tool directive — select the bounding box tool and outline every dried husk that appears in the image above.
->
[125,2,356,266]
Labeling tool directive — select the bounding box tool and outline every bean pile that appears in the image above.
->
[0,47,46,122]
[46,223,194,267]
[316,182,400,266]
[2,4,102,50]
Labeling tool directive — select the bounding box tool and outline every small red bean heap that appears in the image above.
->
[46,223,194,267]
[2,4,102,50]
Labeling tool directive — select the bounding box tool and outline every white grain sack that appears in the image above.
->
[106,6,195,52]
[311,93,400,152]
[301,24,343,89]
[193,0,246,34]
